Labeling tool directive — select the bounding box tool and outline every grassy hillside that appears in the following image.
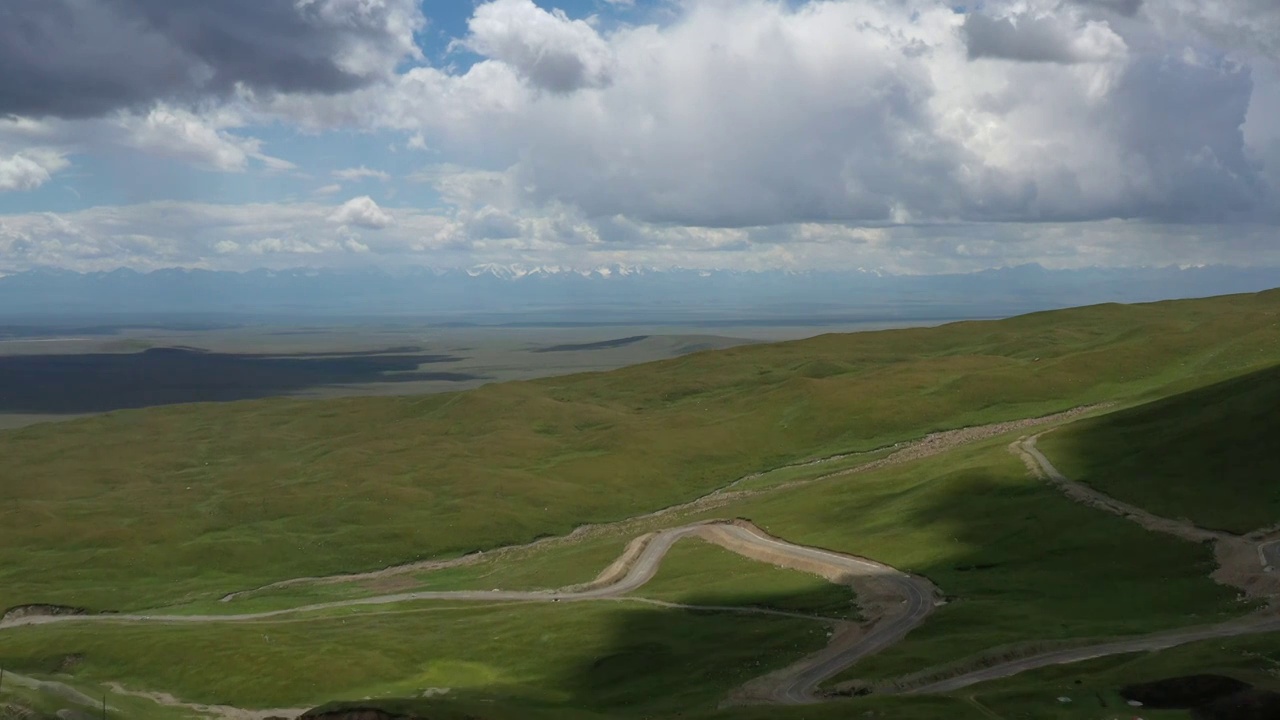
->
[1038,363,1280,534]
[718,437,1244,684]
[940,630,1280,720]
[3,290,1280,612]
[0,602,828,714]
[0,432,1245,717]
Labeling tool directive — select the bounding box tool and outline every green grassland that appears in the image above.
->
[951,630,1280,720]
[719,435,1245,685]
[4,291,1280,613]
[0,417,1251,717]
[0,682,199,720]
[0,602,828,714]
[4,291,1280,720]
[1039,363,1280,534]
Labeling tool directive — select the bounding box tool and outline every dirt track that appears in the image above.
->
[220,404,1108,603]
[0,405,1113,715]
[0,520,939,706]
[1016,435,1280,600]
[872,436,1280,696]
[908,612,1280,694]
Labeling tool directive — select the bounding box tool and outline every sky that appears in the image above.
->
[1,0,1279,275]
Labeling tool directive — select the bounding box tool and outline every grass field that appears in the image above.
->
[0,602,828,714]
[3,291,1279,614]
[1038,363,1280,535]
[950,630,1280,720]
[0,428,1248,717]
[718,437,1246,685]
[4,291,1280,719]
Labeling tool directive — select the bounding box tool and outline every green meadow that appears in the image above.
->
[1039,363,1280,535]
[4,290,1280,719]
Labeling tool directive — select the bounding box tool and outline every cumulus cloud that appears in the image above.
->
[962,12,1128,64]
[463,0,615,93]
[3,0,1280,275]
[115,107,280,172]
[0,149,70,192]
[0,0,425,119]
[0,106,289,175]
[1072,0,1144,17]
[328,196,395,229]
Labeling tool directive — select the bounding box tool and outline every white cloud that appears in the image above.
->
[256,0,1273,230]
[962,11,1128,64]
[463,0,615,93]
[116,107,292,172]
[333,166,392,182]
[0,106,289,176]
[0,149,69,192]
[328,196,395,229]
[2,0,1280,275]
[3,199,1280,275]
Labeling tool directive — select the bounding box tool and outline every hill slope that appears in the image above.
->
[1039,364,1280,534]
[2,290,1279,613]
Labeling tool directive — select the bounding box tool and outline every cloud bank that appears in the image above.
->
[1,0,1279,274]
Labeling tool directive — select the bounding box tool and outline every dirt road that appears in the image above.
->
[1016,435,1280,600]
[879,436,1280,696]
[220,404,1108,603]
[909,614,1280,694]
[0,520,939,705]
[0,406,1112,714]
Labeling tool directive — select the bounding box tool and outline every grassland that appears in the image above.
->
[632,538,861,620]
[1038,364,1280,534]
[0,602,829,714]
[4,291,1280,719]
[943,630,1280,720]
[717,435,1246,685]
[0,421,1251,717]
[4,291,1280,614]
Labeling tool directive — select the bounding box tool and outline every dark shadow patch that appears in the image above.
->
[531,336,649,353]
[1194,687,1280,720]
[1121,676,1280,720]
[953,563,1001,572]
[0,347,478,413]
[1121,674,1251,708]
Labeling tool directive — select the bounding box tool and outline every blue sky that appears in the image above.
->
[1,0,1279,274]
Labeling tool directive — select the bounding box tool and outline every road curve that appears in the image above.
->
[220,405,1107,603]
[0,520,938,705]
[909,614,1280,694]
[887,436,1280,696]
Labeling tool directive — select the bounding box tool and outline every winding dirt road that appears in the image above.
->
[1,520,940,705]
[909,613,1280,694]
[220,404,1107,603]
[870,435,1280,696]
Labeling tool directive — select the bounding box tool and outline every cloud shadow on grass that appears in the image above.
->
[0,347,482,413]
